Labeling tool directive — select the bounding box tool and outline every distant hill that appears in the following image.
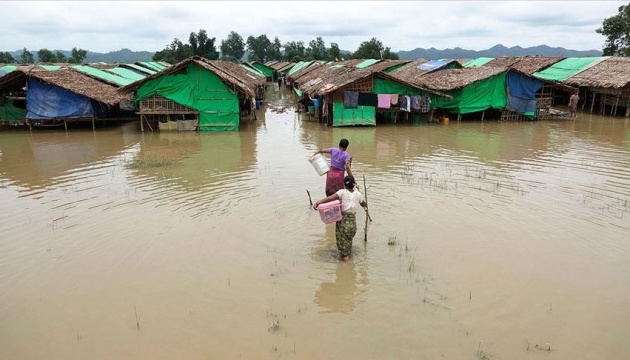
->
[397,44,602,60]
[6,44,603,64]
[8,48,154,63]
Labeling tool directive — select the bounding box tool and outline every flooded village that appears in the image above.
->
[1,53,630,360]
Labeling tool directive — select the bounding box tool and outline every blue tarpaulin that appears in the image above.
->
[418,59,450,71]
[506,95,537,116]
[26,79,103,119]
[506,72,542,100]
[0,70,6,78]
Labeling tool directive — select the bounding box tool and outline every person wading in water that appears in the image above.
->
[313,175,367,261]
[314,138,353,196]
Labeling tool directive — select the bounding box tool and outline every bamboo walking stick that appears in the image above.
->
[363,175,372,222]
[363,175,372,242]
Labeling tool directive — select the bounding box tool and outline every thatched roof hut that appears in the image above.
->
[416,66,506,90]
[0,68,130,106]
[388,59,461,86]
[484,56,564,75]
[119,56,263,98]
[563,56,630,89]
[118,56,264,131]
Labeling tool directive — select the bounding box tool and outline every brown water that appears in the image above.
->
[1,88,629,359]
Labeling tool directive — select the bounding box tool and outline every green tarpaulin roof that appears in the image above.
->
[138,62,165,72]
[533,57,605,82]
[288,61,313,75]
[294,87,303,96]
[104,67,146,81]
[39,65,61,71]
[464,57,494,67]
[356,59,380,69]
[124,63,157,75]
[241,64,265,77]
[71,65,134,86]
[1,65,18,73]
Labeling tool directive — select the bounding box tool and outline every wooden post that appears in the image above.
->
[614,95,619,116]
[481,111,485,122]
[64,120,67,131]
[92,116,95,130]
[428,109,434,123]
[140,114,144,132]
[590,92,596,113]
[457,114,462,122]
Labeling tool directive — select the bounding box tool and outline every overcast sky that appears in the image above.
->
[0,1,626,54]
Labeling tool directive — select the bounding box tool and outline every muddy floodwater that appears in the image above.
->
[1,89,629,360]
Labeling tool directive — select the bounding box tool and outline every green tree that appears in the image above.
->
[54,50,67,63]
[596,4,630,56]
[306,36,328,60]
[37,48,56,63]
[0,52,15,63]
[189,29,219,60]
[268,36,283,61]
[328,42,341,61]
[381,47,399,60]
[220,31,245,62]
[284,41,305,62]
[19,48,34,64]
[153,38,193,63]
[70,47,88,64]
[246,34,271,62]
[353,37,384,59]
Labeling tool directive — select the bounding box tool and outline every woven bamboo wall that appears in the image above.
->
[328,76,374,103]
[139,95,197,114]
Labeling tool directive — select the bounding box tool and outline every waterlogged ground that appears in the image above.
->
[1,89,629,359]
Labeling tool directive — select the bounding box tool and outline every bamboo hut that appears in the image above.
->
[295,63,449,126]
[484,56,565,119]
[118,56,265,132]
[246,61,274,81]
[533,57,608,114]
[563,56,630,116]
[0,67,133,129]
[417,66,561,121]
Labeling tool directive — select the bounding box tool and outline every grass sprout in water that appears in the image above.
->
[126,157,180,169]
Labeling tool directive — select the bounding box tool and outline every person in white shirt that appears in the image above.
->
[313,175,367,261]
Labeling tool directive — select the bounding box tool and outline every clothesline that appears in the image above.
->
[343,91,431,113]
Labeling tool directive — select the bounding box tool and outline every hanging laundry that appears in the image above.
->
[377,94,392,109]
[344,91,359,109]
[312,98,320,108]
[410,96,420,110]
[419,94,431,113]
[358,93,378,107]
[399,95,411,112]
[390,94,399,105]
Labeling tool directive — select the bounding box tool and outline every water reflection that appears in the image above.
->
[0,127,132,190]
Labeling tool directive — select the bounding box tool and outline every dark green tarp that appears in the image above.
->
[431,72,507,114]
[135,63,240,131]
[0,99,26,121]
[332,101,375,126]
[374,77,425,95]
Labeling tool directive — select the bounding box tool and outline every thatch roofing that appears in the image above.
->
[484,56,564,75]
[290,62,325,81]
[268,61,295,72]
[265,60,279,67]
[563,56,630,89]
[118,56,264,98]
[364,59,412,72]
[295,63,449,98]
[416,66,507,91]
[387,59,430,83]
[0,68,130,106]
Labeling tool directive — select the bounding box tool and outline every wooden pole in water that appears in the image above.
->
[306,190,313,206]
[590,92,596,114]
[363,175,372,242]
